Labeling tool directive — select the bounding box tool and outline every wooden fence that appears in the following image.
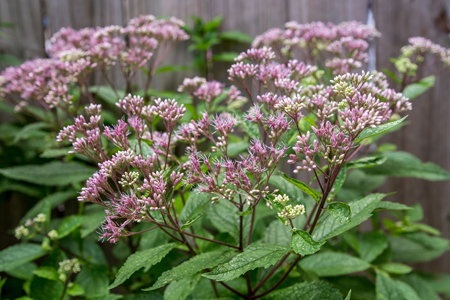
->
[1,0,450,273]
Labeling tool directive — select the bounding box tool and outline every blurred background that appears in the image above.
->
[0,0,449,274]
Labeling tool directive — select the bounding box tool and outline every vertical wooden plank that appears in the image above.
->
[374,0,450,273]
[288,0,368,23]
[0,0,45,60]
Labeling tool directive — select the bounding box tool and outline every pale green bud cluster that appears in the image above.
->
[119,171,139,187]
[15,225,29,239]
[58,258,81,281]
[274,194,306,226]
[227,97,248,110]
[337,99,349,111]
[394,57,417,76]
[48,229,59,239]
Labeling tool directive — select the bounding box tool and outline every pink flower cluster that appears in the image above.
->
[253,21,380,74]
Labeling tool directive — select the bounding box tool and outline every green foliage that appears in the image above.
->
[354,116,407,142]
[145,250,234,290]
[291,230,325,256]
[402,75,435,99]
[362,151,450,180]
[0,244,48,272]
[327,202,352,224]
[56,215,86,239]
[202,244,289,281]
[299,252,371,277]
[278,171,321,202]
[0,161,96,186]
[264,281,344,300]
[359,231,388,262]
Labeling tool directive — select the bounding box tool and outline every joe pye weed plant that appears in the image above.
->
[1,16,450,300]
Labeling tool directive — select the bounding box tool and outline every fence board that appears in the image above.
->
[374,0,450,273]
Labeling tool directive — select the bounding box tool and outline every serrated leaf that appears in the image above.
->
[40,147,74,158]
[33,266,59,281]
[0,243,48,272]
[20,191,76,224]
[363,151,450,180]
[360,231,388,262]
[376,270,420,300]
[109,243,177,289]
[400,274,441,300]
[379,263,412,274]
[264,281,343,300]
[180,212,204,230]
[163,274,201,300]
[299,252,371,277]
[263,220,291,247]
[403,75,435,99]
[203,244,289,282]
[355,116,407,143]
[29,276,64,300]
[75,264,109,298]
[5,262,37,280]
[0,161,96,186]
[81,205,105,238]
[327,202,352,224]
[57,215,86,239]
[313,193,386,241]
[278,171,321,203]
[180,192,212,224]
[375,201,412,211]
[240,120,260,140]
[207,200,249,243]
[347,156,387,169]
[145,250,234,290]
[389,232,449,263]
[12,122,50,144]
[291,230,325,256]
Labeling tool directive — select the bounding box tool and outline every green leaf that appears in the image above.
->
[180,212,204,230]
[291,230,326,256]
[355,116,407,143]
[220,31,253,43]
[240,120,260,140]
[12,122,50,144]
[29,276,64,300]
[327,202,352,224]
[347,156,387,169]
[89,85,124,105]
[81,205,105,238]
[263,220,291,247]
[278,171,321,203]
[154,64,193,75]
[268,176,306,205]
[359,231,388,262]
[33,266,59,281]
[0,161,96,186]
[212,52,239,62]
[5,262,37,280]
[67,284,85,296]
[363,151,450,180]
[227,140,250,157]
[109,243,177,289]
[403,75,435,99]
[312,193,386,241]
[203,244,289,282]
[389,232,449,263]
[57,215,86,239]
[180,192,212,224]
[163,274,201,300]
[333,164,347,194]
[0,243,48,272]
[20,191,76,224]
[375,201,412,211]
[379,263,412,274]
[40,147,74,158]
[129,139,154,157]
[400,274,441,300]
[264,281,343,300]
[404,203,423,222]
[344,290,352,300]
[75,264,109,298]
[145,250,234,290]
[207,200,248,243]
[376,270,420,300]
[299,252,371,277]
